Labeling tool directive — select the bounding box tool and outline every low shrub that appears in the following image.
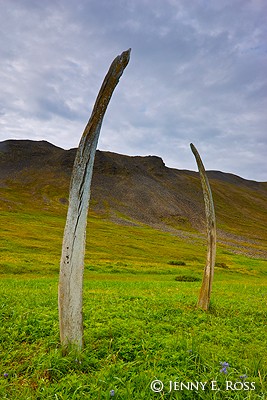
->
[175,275,201,282]
[168,260,186,266]
[215,262,229,269]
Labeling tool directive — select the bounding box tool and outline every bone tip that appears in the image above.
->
[123,48,131,58]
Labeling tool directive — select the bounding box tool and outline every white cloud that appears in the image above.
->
[0,0,266,181]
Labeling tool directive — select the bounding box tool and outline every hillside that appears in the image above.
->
[0,139,266,258]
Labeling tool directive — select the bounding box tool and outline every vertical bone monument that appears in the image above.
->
[58,49,131,353]
[190,143,216,311]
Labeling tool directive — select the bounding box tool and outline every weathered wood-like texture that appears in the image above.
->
[190,143,216,311]
[58,49,131,352]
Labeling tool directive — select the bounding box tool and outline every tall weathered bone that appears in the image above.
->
[58,49,131,352]
[190,143,216,311]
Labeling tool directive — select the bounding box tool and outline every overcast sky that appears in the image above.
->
[0,0,266,181]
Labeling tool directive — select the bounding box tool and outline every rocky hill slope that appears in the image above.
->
[1,139,266,258]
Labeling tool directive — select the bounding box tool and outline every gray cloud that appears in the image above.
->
[0,0,266,180]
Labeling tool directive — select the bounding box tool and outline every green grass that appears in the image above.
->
[0,209,267,399]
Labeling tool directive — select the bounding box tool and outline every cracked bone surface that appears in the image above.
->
[58,49,131,352]
[190,143,216,311]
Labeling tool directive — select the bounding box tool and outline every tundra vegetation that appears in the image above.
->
[0,208,266,399]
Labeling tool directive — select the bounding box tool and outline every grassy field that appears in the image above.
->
[0,209,266,399]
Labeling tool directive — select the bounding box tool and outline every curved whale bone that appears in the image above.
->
[190,143,216,311]
[58,49,131,353]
